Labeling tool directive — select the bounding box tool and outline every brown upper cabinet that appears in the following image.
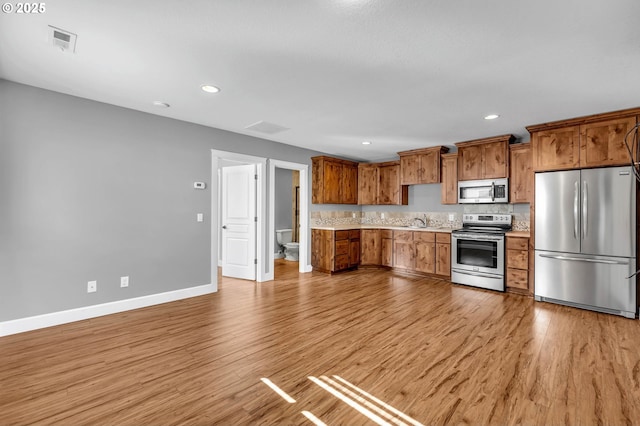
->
[357,161,408,205]
[398,146,449,185]
[509,143,532,204]
[440,153,458,205]
[312,156,358,204]
[455,135,515,181]
[527,108,640,172]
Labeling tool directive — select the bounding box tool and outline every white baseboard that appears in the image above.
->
[0,283,215,337]
[274,252,284,259]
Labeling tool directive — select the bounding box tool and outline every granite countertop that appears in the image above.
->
[506,230,530,238]
[310,224,456,233]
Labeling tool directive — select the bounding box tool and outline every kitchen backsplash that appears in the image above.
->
[311,206,530,231]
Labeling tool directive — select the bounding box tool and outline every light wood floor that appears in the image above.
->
[2,260,640,425]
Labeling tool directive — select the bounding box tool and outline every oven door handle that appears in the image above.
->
[453,234,503,242]
[490,182,495,201]
[452,269,502,280]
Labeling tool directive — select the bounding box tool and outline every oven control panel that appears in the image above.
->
[462,214,512,226]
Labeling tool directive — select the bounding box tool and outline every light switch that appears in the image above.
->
[197,213,204,222]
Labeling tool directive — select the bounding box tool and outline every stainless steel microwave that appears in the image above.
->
[458,178,509,204]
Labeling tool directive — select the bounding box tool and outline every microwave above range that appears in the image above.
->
[458,178,508,204]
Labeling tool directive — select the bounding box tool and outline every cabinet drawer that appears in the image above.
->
[414,231,435,243]
[436,232,451,244]
[334,254,350,271]
[394,230,413,242]
[507,237,528,250]
[380,229,393,239]
[349,229,361,239]
[507,268,528,290]
[507,249,528,270]
[335,240,349,256]
[335,230,350,240]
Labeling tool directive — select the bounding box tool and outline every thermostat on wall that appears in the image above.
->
[194,182,206,189]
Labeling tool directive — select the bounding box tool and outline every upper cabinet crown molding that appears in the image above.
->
[455,134,515,181]
[397,145,450,185]
[527,107,640,172]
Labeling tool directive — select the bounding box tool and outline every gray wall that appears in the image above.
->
[0,79,327,322]
[274,168,293,253]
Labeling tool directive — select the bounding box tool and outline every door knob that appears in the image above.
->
[222,225,227,229]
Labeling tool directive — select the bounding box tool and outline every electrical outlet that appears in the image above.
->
[120,276,129,288]
[448,213,455,222]
[87,280,97,293]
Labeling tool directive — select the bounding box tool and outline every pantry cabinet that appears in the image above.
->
[398,146,449,185]
[509,143,532,204]
[440,153,458,205]
[528,108,639,172]
[311,156,358,204]
[456,135,514,181]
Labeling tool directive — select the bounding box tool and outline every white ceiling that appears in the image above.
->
[1,0,639,161]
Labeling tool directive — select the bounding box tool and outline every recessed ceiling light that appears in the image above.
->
[153,101,170,108]
[484,114,500,120]
[201,85,220,93]
[362,141,371,145]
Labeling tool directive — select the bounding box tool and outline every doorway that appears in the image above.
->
[268,160,310,278]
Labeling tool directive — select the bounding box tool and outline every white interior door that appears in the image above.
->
[222,164,256,280]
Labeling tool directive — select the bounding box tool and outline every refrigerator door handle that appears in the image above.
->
[538,253,629,265]
[573,181,579,239]
[582,181,588,238]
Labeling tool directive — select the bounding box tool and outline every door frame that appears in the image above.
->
[268,159,311,278]
[211,150,267,286]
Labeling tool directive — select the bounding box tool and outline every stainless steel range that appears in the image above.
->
[451,213,512,292]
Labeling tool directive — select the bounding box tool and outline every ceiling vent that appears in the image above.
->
[245,121,290,134]
[48,26,77,53]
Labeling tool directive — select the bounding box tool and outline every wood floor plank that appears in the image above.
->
[1,260,640,425]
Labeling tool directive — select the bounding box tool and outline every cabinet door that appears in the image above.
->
[311,229,332,272]
[415,241,436,273]
[378,164,399,204]
[441,154,458,205]
[458,145,482,181]
[394,241,414,269]
[580,116,637,168]
[419,151,441,183]
[435,243,450,276]
[381,237,393,267]
[482,141,508,179]
[311,157,323,204]
[400,155,420,185]
[360,229,381,265]
[349,238,360,267]
[358,165,378,205]
[532,127,580,171]
[323,161,343,204]
[342,164,359,204]
[509,144,532,203]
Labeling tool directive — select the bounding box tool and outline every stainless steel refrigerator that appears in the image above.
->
[535,166,637,318]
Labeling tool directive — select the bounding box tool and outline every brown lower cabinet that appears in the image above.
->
[392,230,451,277]
[506,235,530,293]
[312,228,451,277]
[311,229,360,273]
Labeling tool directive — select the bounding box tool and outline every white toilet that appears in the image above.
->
[276,229,299,261]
